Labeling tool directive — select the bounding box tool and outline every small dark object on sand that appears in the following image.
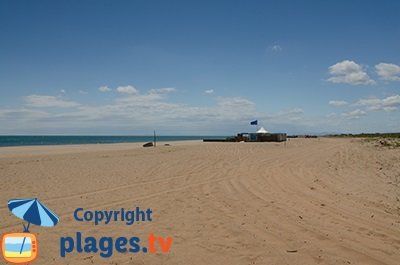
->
[143,142,153,147]
[380,140,388,146]
[165,144,171,146]
[286,250,298,253]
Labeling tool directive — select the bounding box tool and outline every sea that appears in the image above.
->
[0,135,226,147]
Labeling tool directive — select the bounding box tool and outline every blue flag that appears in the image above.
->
[250,120,258,125]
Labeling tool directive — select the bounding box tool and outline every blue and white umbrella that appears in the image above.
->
[8,198,59,231]
[8,198,59,254]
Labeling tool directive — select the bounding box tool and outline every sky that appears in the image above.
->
[0,0,399,135]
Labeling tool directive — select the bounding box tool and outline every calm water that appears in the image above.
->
[0,136,226,147]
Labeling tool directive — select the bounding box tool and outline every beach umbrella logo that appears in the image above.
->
[1,198,60,264]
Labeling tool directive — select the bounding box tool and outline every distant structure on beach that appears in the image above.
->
[234,131,287,142]
[204,125,287,143]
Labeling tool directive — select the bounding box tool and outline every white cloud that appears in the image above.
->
[375,63,400,81]
[325,95,400,123]
[149,87,176,94]
[326,113,337,118]
[355,95,400,112]
[216,97,254,108]
[279,108,304,116]
[263,108,304,122]
[98,86,112,92]
[205,89,214,94]
[341,109,366,119]
[329,100,348,107]
[9,84,399,134]
[60,89,66,94]
[8,91,261,134]
[327,60,375,85]
[116,85,138,95]
[115,93,164,106]
[79,90,88,94]
[0,108,50,120]
[270,45,282,52]
[24,95,80,108]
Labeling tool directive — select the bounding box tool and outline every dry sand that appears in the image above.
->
[0,138,399,265]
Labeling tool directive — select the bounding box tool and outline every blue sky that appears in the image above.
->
[0,0,399,135]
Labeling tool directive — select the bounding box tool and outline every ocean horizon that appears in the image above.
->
[0,135,228,147]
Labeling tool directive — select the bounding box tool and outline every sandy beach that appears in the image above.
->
[1,138,400,265]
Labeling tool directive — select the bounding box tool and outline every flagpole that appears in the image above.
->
[153,130,156,147]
